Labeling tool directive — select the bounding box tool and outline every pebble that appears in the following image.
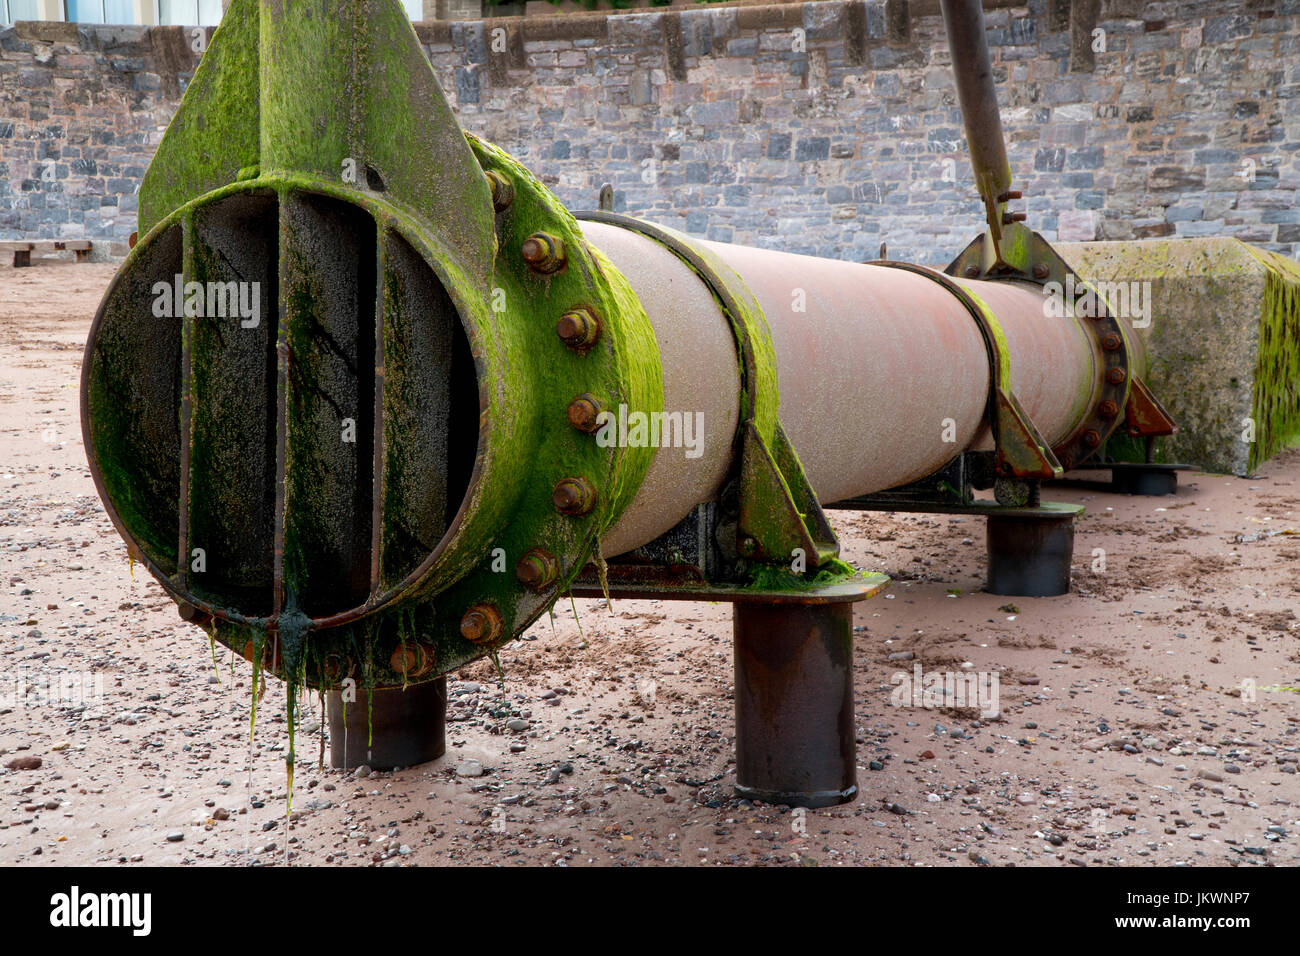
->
[5,756,42,771]
[457,759,484,778]
[926,793,941,803]
[165,831,184,842]
[1016,792,1036,805]
[506,717,528,732]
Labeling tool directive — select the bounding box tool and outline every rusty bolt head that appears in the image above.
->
[1106,367,1127,385]
[391,643,434,678]
[567,393,606,433]
[460,603,504,645]
[485,170,514,212]
[552,476,597,516]
[1002,211,1028,224]
[1083,429,1102,447]
[556,307,601,351]
[964,266,980,278]
[521,232,566,274]
[1101,332,1122,351]
[1099,400,1119,418]
[1031,262,1050,280]
[516,547,560,591]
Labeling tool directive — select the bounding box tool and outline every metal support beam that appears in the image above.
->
[326,677,447,770]
[733,599,858,808]
[986,511,1076,597]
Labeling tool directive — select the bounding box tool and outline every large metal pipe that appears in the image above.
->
[596,231,1105,548]
[79,0,1163,792]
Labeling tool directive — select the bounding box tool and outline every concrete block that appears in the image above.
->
[1058,237,1300,474]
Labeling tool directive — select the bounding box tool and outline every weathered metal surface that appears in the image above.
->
[986,510,1078,597]
[733,598,858,808]
[327,678,447,770]
[576,221,741,558]
[939,0,1015,245]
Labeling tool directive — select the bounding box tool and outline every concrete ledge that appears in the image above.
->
[1058,237,1300,476]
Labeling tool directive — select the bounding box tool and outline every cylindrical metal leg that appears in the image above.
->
[986,514,1075,596]
[326,677,447,770]
[733,600,857,808]
[1111,466,1178,496]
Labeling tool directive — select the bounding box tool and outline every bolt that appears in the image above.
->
[516,547,560,591]
[964,266,980,278]
[460,603,504,646]
[1099,400,1119,418]
[1084,429,1102,447]
[567,393,606,433]
[738,537,757,557]
[556,307,601,352]
[521,232,566,274]
[391,643,434,678]
[1031,262,1050,280]
[1101,332,1122,351]
[1106,367,1127,385]
[997,190,1023,202]
[485,170,514,212]
[1002,211,1027,224]
[553,476,597,516]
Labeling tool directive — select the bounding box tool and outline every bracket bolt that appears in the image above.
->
[567,393,606,433]
[738,536,757,557]
[1106,367,1127,385]
[522,232,566,274]
[1100,332,1122,351]
[516,547,560,591]
[553,476,597,516]
[1031,262,1050,280]
[1084,429,1102,447]
[485,170,514,212]
[997,190,1023,202]
[1002,211,1027,224]
[557,307,601,351]
[964,266,980,278]
[391,642,435,678]
[460,603,504,645]
[1099,400,1119,418]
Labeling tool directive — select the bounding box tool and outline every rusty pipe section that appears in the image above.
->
[596,232,1105,546]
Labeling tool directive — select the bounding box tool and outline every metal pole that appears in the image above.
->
[939,0,1014,235]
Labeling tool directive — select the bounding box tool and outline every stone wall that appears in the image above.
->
[1,0,1298,264]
